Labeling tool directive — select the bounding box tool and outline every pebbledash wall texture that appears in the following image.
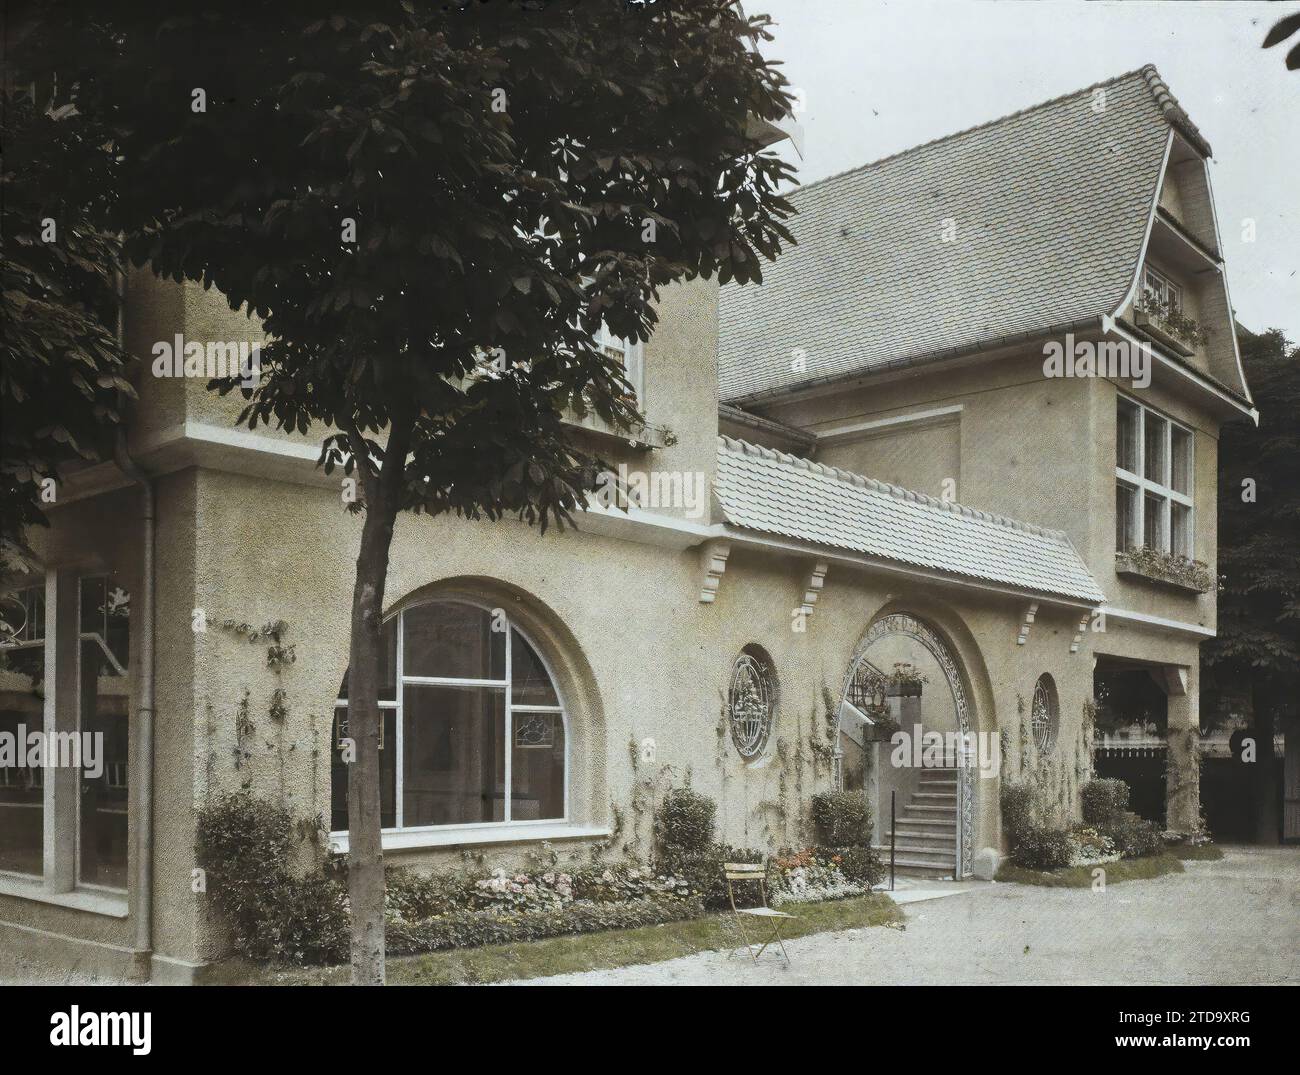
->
[0,66,1252,981]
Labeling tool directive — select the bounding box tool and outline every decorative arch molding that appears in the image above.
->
[837,609,980,877]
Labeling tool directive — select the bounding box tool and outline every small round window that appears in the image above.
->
[728,645,777,760]
[1031,674,1059,752]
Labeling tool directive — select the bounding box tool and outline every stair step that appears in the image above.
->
[904,804,958,814]
[875,845,954,863]
[913,792,957,801]
[882,829,957,845]
[873,854,955,875]
[891,815,956,828]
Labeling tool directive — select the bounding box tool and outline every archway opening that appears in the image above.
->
[838,613,974,878]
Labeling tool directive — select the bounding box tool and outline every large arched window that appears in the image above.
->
[330,599,567,834]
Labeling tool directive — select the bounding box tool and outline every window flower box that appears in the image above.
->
[1134,289,1208,357]
[1115,547,1213,594]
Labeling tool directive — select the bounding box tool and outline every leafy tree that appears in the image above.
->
[34,1,795,981]
[1263,11,1300,71]
[0,73,134,568]
[1204,327,1300,841]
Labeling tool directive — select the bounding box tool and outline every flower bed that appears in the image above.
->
[769,846,882,906]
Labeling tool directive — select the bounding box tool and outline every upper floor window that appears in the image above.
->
[1115,395,1194,557]
[330,598,567,834]
[1142,264,1182,313]
[593,324,644,407]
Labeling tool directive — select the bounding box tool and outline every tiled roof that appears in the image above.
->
[715,436,1105,604]
[719,66,1192,402]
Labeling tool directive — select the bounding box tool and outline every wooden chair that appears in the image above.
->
[724,861,793,964]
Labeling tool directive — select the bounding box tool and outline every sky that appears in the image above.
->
[752,0,1299,341]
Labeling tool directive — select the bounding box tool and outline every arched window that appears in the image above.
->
[330,599,567,833]
[1031,674,1059,753]
[728,645,777,760]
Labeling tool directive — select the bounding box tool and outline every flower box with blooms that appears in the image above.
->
[1115,546,1213,593]
[1134,289,1209,356]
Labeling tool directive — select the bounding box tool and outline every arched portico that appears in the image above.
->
[837,611,980,878]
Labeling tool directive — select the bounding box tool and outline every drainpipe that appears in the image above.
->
[114,269,155,971]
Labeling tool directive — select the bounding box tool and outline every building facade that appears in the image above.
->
[0,65,1254,981]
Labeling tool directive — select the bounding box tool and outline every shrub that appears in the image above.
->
[1108,811,1164,859]
[657,842,765,910]
[1012,827,1073,870]
[1081,778,1130,826]
[196,792,348,965]
[810,790,871,848]
[822,845,885,888]
[386,896,704,956]
[1000,781,1037,846]
[656,786,716,854]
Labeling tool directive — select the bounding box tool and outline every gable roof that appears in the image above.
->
[718,66,1199,403]
[714,436,1105,605]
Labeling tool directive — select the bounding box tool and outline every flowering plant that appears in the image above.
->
[769,848,870,906]
[1066,826,1120,868]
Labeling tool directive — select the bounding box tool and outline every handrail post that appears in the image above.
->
[889,789,896,891]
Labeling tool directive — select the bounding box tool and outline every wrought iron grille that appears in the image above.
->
[729,649,776,759]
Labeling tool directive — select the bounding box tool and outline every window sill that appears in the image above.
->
[562,409,672,450]
[327,822,612,855]
[0,875,129,918]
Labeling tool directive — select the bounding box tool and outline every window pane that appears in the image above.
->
[1171,426,1192,494]
[1172,502,1193,559]
[402,602,505,680]
[1116,482,1138,553]
[1144,492,1166,550]
[336,617,397,701]
[511,630,559,706]
[1144,414,1167,483]
[511,714,565,820]
[402,684,504,826]
[78,639,129,888]
[330,707,396,831]
[0,673,44,876]
[80,577,130,672]
[1116,399,1139,473]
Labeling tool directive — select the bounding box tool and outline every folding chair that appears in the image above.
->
[724,861,793,965]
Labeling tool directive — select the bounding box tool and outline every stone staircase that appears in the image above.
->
[873,767,959,879]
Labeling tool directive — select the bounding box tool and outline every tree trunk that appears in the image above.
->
[346,483,401,984]
[1251,681,1279,845]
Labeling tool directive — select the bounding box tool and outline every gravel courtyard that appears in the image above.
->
[510,846,1300,986]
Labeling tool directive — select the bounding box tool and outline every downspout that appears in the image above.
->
[114,269,155,970]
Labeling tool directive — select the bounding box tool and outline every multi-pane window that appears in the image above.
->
[330,599,567,834]
[0,574,130,891]
[0,586,46,877]
[593,324,644,406]
[1142,264,1182,312]
[1115,395,1194,556]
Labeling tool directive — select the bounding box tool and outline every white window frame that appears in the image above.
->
[1142,263,1182,312]
[329,598,569,838]
[593,323,644,406]
[1115,394,1194,557]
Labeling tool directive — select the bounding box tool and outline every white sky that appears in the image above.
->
[755,0,1299,341]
